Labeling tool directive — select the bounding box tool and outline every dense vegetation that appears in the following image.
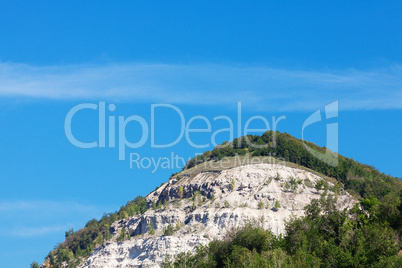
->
[185,131,402,200]
[44,196,147,267]
[163,193,402,267]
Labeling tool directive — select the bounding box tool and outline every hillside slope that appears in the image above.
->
[39,132,402,267]
[42,160,355,268]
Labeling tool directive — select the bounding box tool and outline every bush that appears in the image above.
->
[230,179,235,190]
[192,190,201,201]
[163,224,174,236]
[116,229,128,242]
[258,202,264,209]
[315,180,324,192]
[275,200,281,209]
[178,186,184,199]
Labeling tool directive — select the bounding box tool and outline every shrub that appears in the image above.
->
[315,180,324,192]
[289,177,298,192]
[224,200,231,208]
[275,200,281,209]
[163,224,174,236]
[192,190,201,201]
[258,202,264,209]
[162,200,169,209]
[95,234,104,245]
[116,229,127,242]
[178,186,184,199]
[230,179,235,190]
[284,182,291,192]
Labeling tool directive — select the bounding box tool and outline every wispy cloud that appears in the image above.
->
[0,62,401,111]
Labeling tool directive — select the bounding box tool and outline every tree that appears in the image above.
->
[315,180,324,192]
[75,245,83,256]
[65,227,74,238]
[95,234,104,245]
[163,224,174,236]
[117,229,127,242]
[30,261,39,268]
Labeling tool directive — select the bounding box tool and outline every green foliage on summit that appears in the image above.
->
[185,131,402,200]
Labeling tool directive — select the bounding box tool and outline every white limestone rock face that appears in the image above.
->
[80,163,355,268]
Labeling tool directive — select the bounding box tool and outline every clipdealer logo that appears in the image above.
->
[302,101,339,167]
[64,101,339,171]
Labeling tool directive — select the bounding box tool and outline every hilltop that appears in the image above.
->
[39,131,402,267]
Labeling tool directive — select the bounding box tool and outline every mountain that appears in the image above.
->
[39,131,402,268]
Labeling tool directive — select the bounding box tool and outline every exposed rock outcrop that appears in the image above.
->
[80,162,355,268]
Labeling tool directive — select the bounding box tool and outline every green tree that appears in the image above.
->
[275,200,281,209]
[163,224,174,236]
[315,180,324,192]
[117,229,127,242]
[30,261,39,268]
[65,227,74,238]
[95,234,104,245]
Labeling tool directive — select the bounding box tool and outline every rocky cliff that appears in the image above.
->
[79,159,356,268]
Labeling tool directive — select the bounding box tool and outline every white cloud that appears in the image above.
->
[0,62,401,111]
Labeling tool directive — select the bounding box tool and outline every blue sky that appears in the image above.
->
[0,1,401,267]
